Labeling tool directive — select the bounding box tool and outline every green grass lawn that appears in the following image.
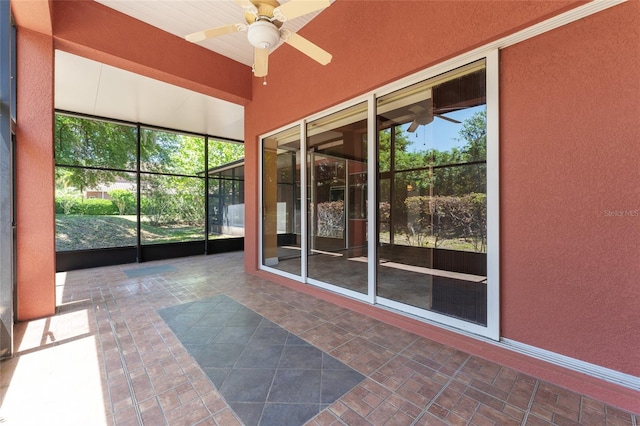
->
[55,214,206,251]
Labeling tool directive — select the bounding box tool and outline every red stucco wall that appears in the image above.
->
[244,0,638,378]
[15,28,56,321]
[500,0,640,376]
[243,0,586,273]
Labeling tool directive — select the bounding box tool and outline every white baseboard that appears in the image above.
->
[501,338,640,392]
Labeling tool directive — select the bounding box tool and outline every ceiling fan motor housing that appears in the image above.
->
[247,20,281,49]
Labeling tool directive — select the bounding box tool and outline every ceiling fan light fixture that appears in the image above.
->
[247,20,281,49]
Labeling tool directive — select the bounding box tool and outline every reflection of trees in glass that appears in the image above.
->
[381,110,486,194]
[380,110,487,252]
[404,193,486,252]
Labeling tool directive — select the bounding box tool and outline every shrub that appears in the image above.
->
[55,195,82,214]
[108,189,136,215]
[55,196,119,215]
[403,193,486,251]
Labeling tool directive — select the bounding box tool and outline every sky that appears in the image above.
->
[403,105,485,153]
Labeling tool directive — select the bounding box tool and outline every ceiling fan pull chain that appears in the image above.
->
[263,76,268,86]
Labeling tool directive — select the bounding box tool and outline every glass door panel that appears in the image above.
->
[306,103,368,294]
[376,61,488,325]
[262,126,302,277]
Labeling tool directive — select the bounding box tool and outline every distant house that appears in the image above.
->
[85,180,136,200]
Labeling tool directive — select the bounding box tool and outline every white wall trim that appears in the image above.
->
[377,302,640,392]
[501,338,640,391]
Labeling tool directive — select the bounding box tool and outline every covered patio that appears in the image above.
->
[1,252,637,425]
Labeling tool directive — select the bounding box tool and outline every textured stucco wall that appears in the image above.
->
[244,0,639,378]
[15,28,56,320]
[243,0,586,273]
[500,0,640,376]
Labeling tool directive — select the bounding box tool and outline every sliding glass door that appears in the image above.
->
[376,61,488,325]
[260,55,497,338]
[306,103,368,295]
[262,126,302,277]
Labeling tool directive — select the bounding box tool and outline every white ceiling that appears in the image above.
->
[95,0,323,67]
[55,0,330,140]
[55,50,245,139]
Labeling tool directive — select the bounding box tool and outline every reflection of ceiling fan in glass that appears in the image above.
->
[185,0,333,79]
[407,98,461,132]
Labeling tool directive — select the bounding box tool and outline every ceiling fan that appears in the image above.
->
[185,0,333,79]
[407,99,461,132]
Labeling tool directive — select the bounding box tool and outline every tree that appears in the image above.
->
[55,115,137,193]
[208,139,244,168]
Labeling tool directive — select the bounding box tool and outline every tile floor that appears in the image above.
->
[0,251,638,425]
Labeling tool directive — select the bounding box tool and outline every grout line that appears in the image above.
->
[107,310,144,425]
[410,355,472,425]
[520,379,540,425]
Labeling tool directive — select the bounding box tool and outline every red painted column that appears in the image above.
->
[15,28,56,321]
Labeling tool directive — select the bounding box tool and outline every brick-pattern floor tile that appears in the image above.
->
[532,382,582,423]
[300,322,356,351]
[2,252,638,426]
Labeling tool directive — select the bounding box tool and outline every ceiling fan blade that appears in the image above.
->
[435,114,461,124]
[254,47,269,77]
[407,120,419,133]
[273,0,331,21]
[234,0,258,15]
[283,31,332,65]
[185,23,244,43]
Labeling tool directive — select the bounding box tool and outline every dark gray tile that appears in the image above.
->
[195,343,245,368]
[285,334,312,346]
[203,367,231,388]
[182,301,217,315]
[123,264,176,278]
[322,353,353,370]
[250,327,289,345]
[212,326,257,344]
[171,311,208,328]
[236,344,284,368]
[258,318,278,328]
[158,293,366,426]
[201,310,238,324]
[157,303,188,319]
[228,402,264,426]
[268,369,321,403]
[260,403,320,426]
[227,309,264,327]
[179,326,222,345]
[220,368,276,403]
[278,345,323,370]
[321,368,365,404]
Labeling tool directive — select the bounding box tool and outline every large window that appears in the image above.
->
[376,60,487,325]
[261,54,498,338]
[54,114,243,260]
[55,116,138,251]
[140,128,206,245]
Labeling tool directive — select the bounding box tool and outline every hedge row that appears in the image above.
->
[55,196,120,215]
